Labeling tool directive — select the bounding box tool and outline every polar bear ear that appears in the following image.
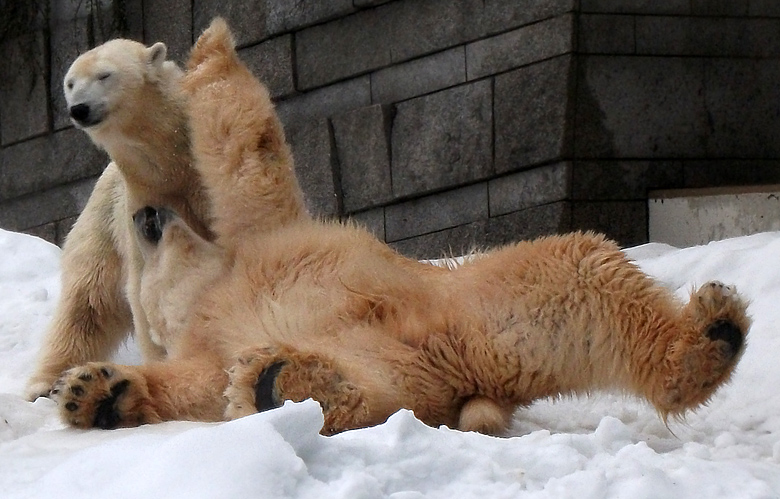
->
[146,42,168,70]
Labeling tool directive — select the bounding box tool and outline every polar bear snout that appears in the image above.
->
[69,102,105,128]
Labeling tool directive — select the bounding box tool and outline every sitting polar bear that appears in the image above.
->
[47,19,750,436]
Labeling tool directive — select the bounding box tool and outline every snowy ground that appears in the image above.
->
[2,228,780,498]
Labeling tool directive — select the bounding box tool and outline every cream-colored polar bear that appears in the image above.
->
[26,35,309,400]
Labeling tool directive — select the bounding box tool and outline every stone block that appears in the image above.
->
[580,0,690,15]
[194,0,267,48]
[371,47,466,104]
[143,0,193,63]
[354,0,394,7]
[384,183,488,242]
[572,161,683,200]
[266,0,355,35]
[275,77,370,131]
[50,15,90,131]
[466,14,574,80]
[494,56,573,174]
[480,0,576,36]
[241,35,295,100]
[349,208,385,241]
[683,161,780,189]
[578,14,635,54]
[0,177,96,231]
[391,80,492,197]
[571,201,647,246]
[0,32,49,145]
[703,59,780,158]
[751,0,780,16]
[389,218,488,260]
[575,56,707,159]
[691,0,748,16]
[285,118,340,217]
[331,105,393,213]
[636,17,780,57]
[0,128,107,202]
[23,223,57,246]
[489,163,571,217]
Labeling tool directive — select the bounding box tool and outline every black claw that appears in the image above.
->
[92,379,131,429]
[706,320,743,358]
[254,362,286,413]
[100,367,112,378]
[71,385,84,396]
[132,207,174,244]
[78,373,93,382]
[65,402,78,412]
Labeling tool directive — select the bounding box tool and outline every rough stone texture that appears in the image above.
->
[331,105,393,213]
[371,47,466,104]
[580,0,690,15]
[636,17,780,58]
[691,0,748,16]
[572,201,647,246]
[704,59,780,158]
[354,0,394,7]
[489,163,571,216]
[578,14,635,54]
[575,56,706,159]
[143,0,193,64]
[392,80,492,197]
[751,0,780,16]
[275,76,370,131]
[349,208,385,241]
[0,32,49,145]
[0,178,96,231]
[683,161,780,188]
[241,35,295,99]
[480,0,577,36]
[495,56,573,174]
[466,14,574,80]
[193,0,267,48]
[572,161,683,200]
[285,118,341,217]
[385,183,488,242]
[0,128,106,201]
[266,0,355,35]
[390,202,572,259]
[49,16,91,132]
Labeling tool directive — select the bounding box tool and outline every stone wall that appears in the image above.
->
[2,0,780,258]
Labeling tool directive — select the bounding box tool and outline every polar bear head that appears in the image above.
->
[63,39,182,143]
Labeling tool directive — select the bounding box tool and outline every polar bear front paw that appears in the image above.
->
[52,363,160,429]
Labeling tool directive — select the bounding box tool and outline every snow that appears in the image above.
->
[2,227,780,498]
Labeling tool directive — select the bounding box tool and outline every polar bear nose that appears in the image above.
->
[69,103,91,123]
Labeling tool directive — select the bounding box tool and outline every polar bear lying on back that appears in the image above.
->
[45,19,750,436]
[25,26,308,401]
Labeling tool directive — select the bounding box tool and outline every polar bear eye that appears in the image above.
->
[97,72,112,81]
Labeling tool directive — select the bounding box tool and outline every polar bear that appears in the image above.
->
[25,32,308,400]
[51,19,750,436]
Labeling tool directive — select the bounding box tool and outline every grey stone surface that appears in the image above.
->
[489,163,571,217]
[354,0,394,7]
[572,201,647,245]
[23,223,57,246]
[241,35,295,99]
[385,183,488,242]
[580,0,690,15]
[285,118,341,217]
[466,14,574,80]
[392,80,492,197]
[0,127,106,202]
[578,14,635,54]
[683,161,780,188]
[194,0,267,47]
[275,77,371,131]
[751,0,780,16]
[480,0,576,36]
[704,59,780,157]
[636,17,780,57]
[494,56,573,174]
[0,32,49,145]
[266,0,355,35]
[691,0,748,16]
[572,161,683,200]
[371,47,466,104]
[143,0,193,63]
[349,208,386,241]
[575,56,706,159]
[331,105,393,213]
[0,177,96,231]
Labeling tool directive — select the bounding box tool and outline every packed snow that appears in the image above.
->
[2,227,780,498]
